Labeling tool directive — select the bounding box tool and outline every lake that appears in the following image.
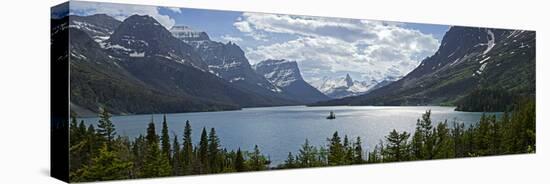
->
[79,106,498,166]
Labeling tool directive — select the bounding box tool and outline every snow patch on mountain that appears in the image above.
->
[129,51,145,57]
[479,56,491,64]
[230,77,245,83]
[70,20,113,36]
[483,30,495,55]
[101,43,133,52]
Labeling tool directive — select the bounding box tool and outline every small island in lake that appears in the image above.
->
[326,111,336,119]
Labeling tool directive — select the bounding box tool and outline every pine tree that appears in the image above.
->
[69,117,89,174]
[521,99,535,152]
[367,146,377,163]
[141,121,171,178]
[113,136,134,178]
[433,122,453,159]
[145,117,157,144]
[367,140,384,163]
[410,130,423,160]
[191,147,202,174]
[131,135,146,177]
[353,137,363,164]
[235,148,245,172]
[161,115,171,163]
[248,145,267,171]
[69,115,81,146]
[78,120,87,141]
[508,99,536,153]
[383,129,410,162]
[85,124,103,160]
[475,114,491,155]
[208,128,221,173]
[488,115,501,155]
[198,127,209,173]
[419,110,435,159]
[297,139,317,167]
[76,143,132,182]
[171,135,182,176]
[524,100,536,152]
[182,120,193,175]
[343,135,353,164]
[317,146,328,166]
[284,152,296,168]
[97,109,116,149]
[500,111,513,153]
[451,121,465,157]
[464,124,476,156]
[220,149,234,172]
[327,131,345,165]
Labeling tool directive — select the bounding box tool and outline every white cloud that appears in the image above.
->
[234,21,253,32]
[220,35,243,43]
[236,12,440,81]
[246,36,414,81]
[166,7,182,13]
[70,1,176,29]
[234,21,267,41]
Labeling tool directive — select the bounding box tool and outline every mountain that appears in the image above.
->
[310,74,388,99]
[68,14,297,115]
[253,59,329,103]
[105,15,208,70]
[170,26,299,104]
[312,26,535,109]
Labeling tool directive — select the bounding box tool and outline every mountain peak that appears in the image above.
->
[126,14,155,21]
[87,13,112,19]
[107,14,173,53]
[345,74,353,87]
[105,14,208,70]
[113,14,168,37]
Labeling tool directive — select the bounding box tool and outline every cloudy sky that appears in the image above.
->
[69,1,449,82]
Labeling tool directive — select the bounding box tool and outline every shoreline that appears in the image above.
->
[76,104,504,118]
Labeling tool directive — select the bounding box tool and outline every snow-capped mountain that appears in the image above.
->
[254,59,329,103]
[310,74,386,99]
